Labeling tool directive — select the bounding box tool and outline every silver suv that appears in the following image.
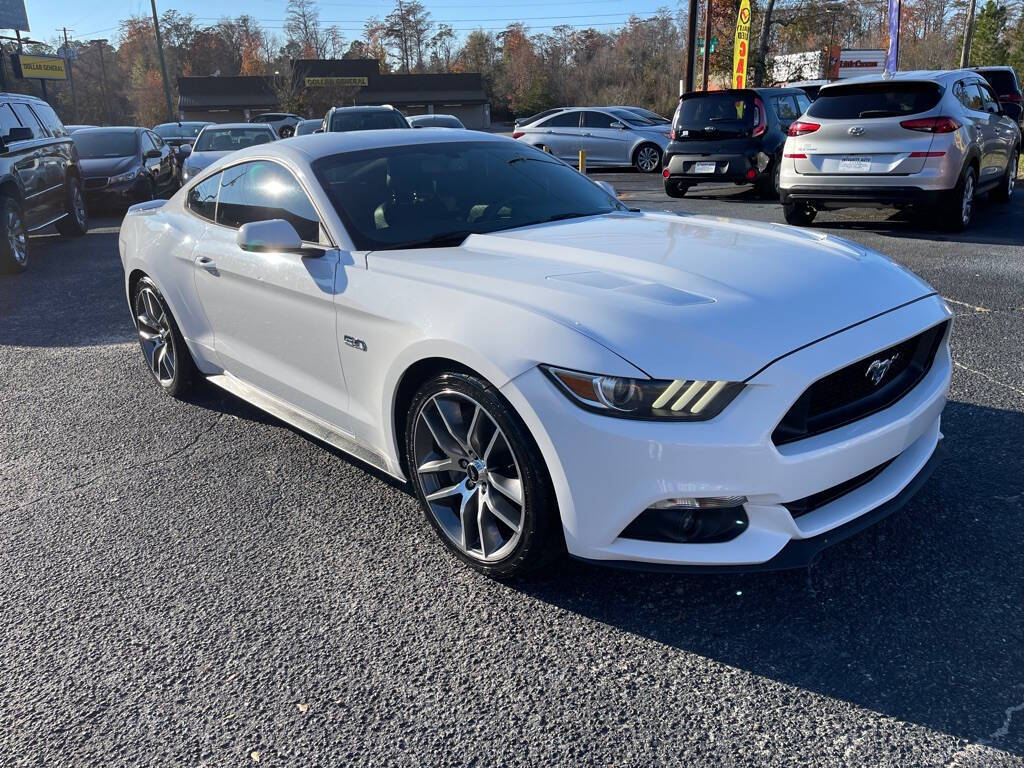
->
[779,70,1020,231]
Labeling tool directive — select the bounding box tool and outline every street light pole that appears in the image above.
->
[63,28,78,123]
[149,0,176,121]
[701,0,713,90]
[684,0,699,93]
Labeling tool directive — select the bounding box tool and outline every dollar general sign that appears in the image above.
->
[732,0,751,88]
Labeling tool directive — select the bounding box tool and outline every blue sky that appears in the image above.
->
[21,0,674,48]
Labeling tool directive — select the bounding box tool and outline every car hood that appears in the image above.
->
[367,212,935,381]
[79,155,138,177]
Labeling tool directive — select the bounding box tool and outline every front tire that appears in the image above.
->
[131,276,199,398]
[0,196,28,273]
[990,147,1017,204]
[55,177,88,237]
[406,372,560,578]
[783,199,816,225]
[634,143,662,173]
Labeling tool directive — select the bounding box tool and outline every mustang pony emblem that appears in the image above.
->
[865,353,899,386]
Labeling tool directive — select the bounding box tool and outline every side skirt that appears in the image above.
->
[206,373,400,479]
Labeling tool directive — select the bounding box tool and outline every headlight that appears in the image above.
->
[542,366,743,420]
[110,169,141,184]
[181,164,198,182]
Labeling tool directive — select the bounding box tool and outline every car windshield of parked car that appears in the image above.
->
[154,123,207,139]
[608,108,657,126]
[194,128,274,152]
[628,108,669,124]
[313,141,625,250]
[807,82,943,119]
[72,131,138,158]
[674,92,755,138]
[330,110,409,132]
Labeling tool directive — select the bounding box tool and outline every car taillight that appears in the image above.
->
[783,153,807,158]
[899,116,961,133]
[512,131,525,139]
[788,121,819,136]
[1001,93,1022,102]
[752,97,767,138]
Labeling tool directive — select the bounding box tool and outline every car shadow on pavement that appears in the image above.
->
[516,399,1024,753]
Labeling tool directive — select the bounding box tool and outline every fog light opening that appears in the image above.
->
[620,498,749,544]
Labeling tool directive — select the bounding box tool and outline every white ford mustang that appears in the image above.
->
[119,129,952,577]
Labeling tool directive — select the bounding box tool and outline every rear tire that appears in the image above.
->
[665,180,689,198]
[131,276,199,398]
[990,147,1017,204]
[55,177,88,237]
[0,196,28,273]
[757,158,781,200]
[942,165,976,232]
[783,200,816,226]
[406,372,561,579]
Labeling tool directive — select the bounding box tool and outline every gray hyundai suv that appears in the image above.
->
[779,70,1021,231]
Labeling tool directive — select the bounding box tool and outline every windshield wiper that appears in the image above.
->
[393,229,475,249]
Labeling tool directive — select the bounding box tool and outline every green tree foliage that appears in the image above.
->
[971,1,1009,65]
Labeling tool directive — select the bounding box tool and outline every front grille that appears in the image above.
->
[83,176,108,190]
[783,457,896,518]
[772,320,948,446]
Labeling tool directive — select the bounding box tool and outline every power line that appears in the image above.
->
[188,11,656,23]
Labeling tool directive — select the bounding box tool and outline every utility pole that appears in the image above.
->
[684,0,699,93]
[701,0,713,90]
[149,0,176,121]
[396,0,411,73]
[960,0,977,67]
[94,41,113,124]
[63,28,78,123]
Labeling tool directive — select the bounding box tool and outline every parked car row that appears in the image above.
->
[662,69,1021,231]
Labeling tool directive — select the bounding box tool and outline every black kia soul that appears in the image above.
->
[663,87,810,199]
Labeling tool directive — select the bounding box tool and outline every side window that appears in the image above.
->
[539,112,580,128]
[964,84,986,112]
[795,93,811,114]
[0,103,20,139]
[582,111,616,129]
[772,95,799,120]
[10,102,45,138]
[216,161,321,243]
[187,172,221,221]
[30,103,67,137]
[978,82,1001,113]
[140,132,155,154]
[149,131,165,148]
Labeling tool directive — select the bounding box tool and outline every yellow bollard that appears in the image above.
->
[578,149,587,174]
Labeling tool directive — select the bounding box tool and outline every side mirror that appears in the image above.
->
[144,148,161,159]
[609,121,626,129]
[7,126,33,143]
[596,180,618,198]
[177,144,192,157]
[237,219,315,255]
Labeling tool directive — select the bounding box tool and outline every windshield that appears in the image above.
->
[194,127,274,152]
[312,141,625,250]
[72,131,138,159]
[627,108,669,124]
[295,120,321,136]
[978,70,1019,95]
[674,92,755,138]
[807,82,943,119]
[154,123,207,139]
[608,108,657,126]
[329,110,410,132]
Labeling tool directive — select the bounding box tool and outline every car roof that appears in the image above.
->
[973,65,1015,72]
[201,122,274,130]
[73,126,141,133]
[330,105,399,112]
[156,121,210,127]
[821,69,983,88]
[232,128,507,163]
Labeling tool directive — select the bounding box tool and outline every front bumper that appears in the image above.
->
[500,295,952,569]
[83,178,144,207]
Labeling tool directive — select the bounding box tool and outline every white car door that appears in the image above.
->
[192,159,351,429]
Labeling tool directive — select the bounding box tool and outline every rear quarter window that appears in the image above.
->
[807,82,943,119]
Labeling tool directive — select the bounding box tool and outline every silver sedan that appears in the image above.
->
[513,107,670,172]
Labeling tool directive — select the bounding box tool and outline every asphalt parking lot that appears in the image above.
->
[2,175,1023,767]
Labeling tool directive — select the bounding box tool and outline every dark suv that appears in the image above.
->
[663,87,811,198]
[974,66,1023,126]
[322,105,411,132]
[0,93,88,273]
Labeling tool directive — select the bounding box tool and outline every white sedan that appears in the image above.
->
[119,130,952,577]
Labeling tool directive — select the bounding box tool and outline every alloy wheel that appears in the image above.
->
[6,207,26,266]
[134,286,176,386]
[636,146,660,173]
[1009,154,1017,199]
[72,185,87,227]
[961,172,974,226]
[413,391,525,562]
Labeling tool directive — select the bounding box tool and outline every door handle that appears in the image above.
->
[197,256,216,271]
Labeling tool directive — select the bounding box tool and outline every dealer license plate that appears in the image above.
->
[838,156,872,172]
[693,162,716,174]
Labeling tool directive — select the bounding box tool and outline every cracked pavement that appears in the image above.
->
[1,178,1022,766]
